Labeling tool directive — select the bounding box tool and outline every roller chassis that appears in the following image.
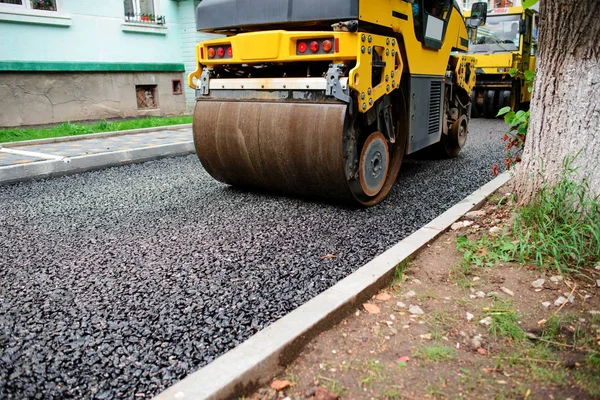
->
[189,0,476,206]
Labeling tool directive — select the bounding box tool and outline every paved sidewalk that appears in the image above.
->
[0,127,192,167]
[0,125,195,185]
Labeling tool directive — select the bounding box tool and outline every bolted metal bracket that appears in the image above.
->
[325,64,351,103]
[199,68,213,95]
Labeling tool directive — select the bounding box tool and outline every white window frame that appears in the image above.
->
[124,0,161,18]
[0,0,64,13]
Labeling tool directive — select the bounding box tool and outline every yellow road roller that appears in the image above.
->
[188,0,477,206]
[464,4,539,118]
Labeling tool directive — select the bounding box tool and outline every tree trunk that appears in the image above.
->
[514,0,600,204]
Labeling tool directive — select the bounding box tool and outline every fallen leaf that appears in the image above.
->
[497,380,507,384]
[270,379,291,391]
[482,367,496,373]
[537,319,547,326]
[477,348,487,355]
[363,303,381,314]
[320,254,336,259]
[375,292,392,301]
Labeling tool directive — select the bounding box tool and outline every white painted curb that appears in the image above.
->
[0,142,195,186]
[153,170,513,400]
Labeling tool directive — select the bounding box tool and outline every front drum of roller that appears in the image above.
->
[192,100,353,202]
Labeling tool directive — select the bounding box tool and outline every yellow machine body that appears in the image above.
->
[464,6,538,118]
[189,0,477,206]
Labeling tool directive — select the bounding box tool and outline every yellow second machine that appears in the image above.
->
[464,4,539,118]
[188,0,479,206]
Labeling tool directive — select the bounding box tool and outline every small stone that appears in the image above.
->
[420,333,433,340]
[408,305,424,315]
[469,295,477,299]
[589,310,600,315]
[390,314,396,320]
[412,279,422,285]
[550,275,563,283]
[395,301,407,308]
[465,210,486,219]
[489,226,502,235]
[331,350,337,354]
[403,290,416,299]
[531,279,545,289]
[388,327,398,336]
[472,277,481,282]
[475,291,486,298]
[466,312,474,322]
[595,263,600,271]
[541,301,551,308]
[596,280,600,288]
[480,317,492,326]
[451,220,474,230]
[554,296,568,307]
[470,334,483,349]
[500,287,514,296]
[477,347,488,355]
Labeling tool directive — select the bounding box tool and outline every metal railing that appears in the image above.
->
[124,12,165,25]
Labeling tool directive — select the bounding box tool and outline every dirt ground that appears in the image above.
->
[243,186,600,400]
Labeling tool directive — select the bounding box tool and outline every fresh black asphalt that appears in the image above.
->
[0,119,508,399]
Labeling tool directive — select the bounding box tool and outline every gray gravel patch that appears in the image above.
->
[0,119,508,399]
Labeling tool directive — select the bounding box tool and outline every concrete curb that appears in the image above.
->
[0,141,195,186]
[154,170,513,400]
[0,124,192,148]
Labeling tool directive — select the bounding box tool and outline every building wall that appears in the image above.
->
[176,0,221,112]
[0,70,186,127]
[0,0,187,127]
[0,0,182,64]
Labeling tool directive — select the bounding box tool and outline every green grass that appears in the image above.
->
[413,343,456,362]
[390,257,411,287]
[319,377,348,397]
[455,156,599,277]
[382,385,402,399]
[359,359,386,387]
[0,115,193,143]
[483,298,526,341]
[510,158,600,275]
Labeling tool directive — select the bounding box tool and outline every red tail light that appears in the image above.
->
[297,41,307,53]
[322,40,332,53]
[217,47,225,58]
[207,48,215,58]
[309,41,319,53]
[334,38,339,53]
[227,46,233,57]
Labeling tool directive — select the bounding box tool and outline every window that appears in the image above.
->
[0,0,58,11]
[136,85,158,109]
[470,14,521,53]
[172,79,183,95]
[124,0,165,24]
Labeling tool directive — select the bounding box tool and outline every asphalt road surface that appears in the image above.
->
[0,119,508,399]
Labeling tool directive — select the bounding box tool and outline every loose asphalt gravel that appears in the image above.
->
[1,119,507,399]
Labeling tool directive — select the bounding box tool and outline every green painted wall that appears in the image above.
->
[0,0,183,64]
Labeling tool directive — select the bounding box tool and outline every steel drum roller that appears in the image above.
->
[193,101,355,201]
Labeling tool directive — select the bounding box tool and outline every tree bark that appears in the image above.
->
[514,0,600,204]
